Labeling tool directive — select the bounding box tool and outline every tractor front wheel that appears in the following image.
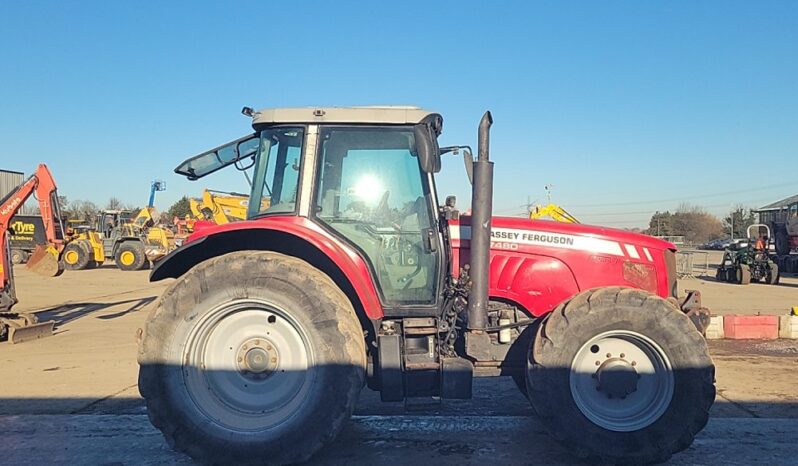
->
[526,287,715,464]
[138,251,365,465]
[736,264,751,285]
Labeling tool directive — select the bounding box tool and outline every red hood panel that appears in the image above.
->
[459,216,676,252]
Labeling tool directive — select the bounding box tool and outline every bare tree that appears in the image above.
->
[107,197,123,210]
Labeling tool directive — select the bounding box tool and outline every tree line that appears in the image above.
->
[645,203,758,244]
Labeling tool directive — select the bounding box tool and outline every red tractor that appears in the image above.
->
[138,107,714,465]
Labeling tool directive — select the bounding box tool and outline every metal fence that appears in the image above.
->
[676,250,711,279]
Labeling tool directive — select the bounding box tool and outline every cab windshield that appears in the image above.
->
[174,134,259,180]
[247,127,305,218]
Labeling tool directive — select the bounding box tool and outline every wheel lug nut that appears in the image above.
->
[237,357,243,363]
[595,361,601,366]
[620,353,625,358]
[271,357,277,363]
[606,353,612,358]
[242,345,248,350]
[254,339,260,345]
[266,344,272,351]
[631,361,636,366]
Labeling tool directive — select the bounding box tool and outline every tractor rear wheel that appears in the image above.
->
[138,251,366,465]
[767,263,780,285]
[115,242,147,271]
[63,242,91,270]
[736,264,751,285]
[526,287,714,465]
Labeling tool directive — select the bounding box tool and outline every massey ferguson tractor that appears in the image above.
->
[138,107,715,465]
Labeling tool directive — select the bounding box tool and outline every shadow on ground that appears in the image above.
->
[35,296,157,325]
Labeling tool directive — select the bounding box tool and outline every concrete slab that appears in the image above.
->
[1,414,796,465]
[779,315,798,339]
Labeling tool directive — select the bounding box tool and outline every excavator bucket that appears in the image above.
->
[26,245,64,277]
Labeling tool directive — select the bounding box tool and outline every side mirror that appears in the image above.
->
[463,150,474,185]
[414,114,443,173]
[414,124,441,173]
[439,145,474,185]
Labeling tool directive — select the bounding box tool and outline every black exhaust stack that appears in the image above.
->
[467,111,493,331]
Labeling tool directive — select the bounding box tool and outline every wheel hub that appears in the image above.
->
[596,358,638,398]
[182,302,314,432]
[236,338,279,380]
[570,330,674,432]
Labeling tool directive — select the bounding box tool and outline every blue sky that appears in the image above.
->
[1,1,796,228]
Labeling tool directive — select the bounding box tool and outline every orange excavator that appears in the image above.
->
[1,164,65,343]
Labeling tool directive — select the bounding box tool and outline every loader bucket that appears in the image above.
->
[8,320,55,344]
[26,245,64,277]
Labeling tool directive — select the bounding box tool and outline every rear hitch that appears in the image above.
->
[675,290,711,336]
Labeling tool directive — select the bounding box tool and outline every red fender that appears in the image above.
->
[153,216,384,318]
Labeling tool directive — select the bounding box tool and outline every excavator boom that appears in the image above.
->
[1,163,63,342]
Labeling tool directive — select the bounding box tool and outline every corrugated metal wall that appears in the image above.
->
[1,169,26,211]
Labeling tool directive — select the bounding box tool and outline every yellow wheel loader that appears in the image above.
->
[63,209,175,271]
[189,189,261,225]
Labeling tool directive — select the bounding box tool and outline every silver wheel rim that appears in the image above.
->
[570,330,674,432]
[183,299,313,432]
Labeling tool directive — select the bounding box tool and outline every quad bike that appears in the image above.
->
[716,224,779,285]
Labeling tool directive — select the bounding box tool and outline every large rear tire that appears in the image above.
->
[138,251,366,465]
[115,242,147,271]
[526,287,715,464]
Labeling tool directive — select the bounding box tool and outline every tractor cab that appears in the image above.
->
[173,107,449,310]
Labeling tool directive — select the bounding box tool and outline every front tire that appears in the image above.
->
[63,241,91,270]
[736,264,751,285]
[526,287,715,464]
[115,242,146,271]
[138,251,366,465]
[10,249,26,265]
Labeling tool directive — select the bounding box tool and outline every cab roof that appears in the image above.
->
[251,106,438,126]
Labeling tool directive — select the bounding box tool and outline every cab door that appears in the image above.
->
[313,126,442,309]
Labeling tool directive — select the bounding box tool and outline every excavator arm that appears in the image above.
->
[529,204,580,224]
[1,164,64,322]
[0,164,63,342]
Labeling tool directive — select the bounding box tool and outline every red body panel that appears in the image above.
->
[451,216,676,317]
[184,216,384,319]
[182,214,675,321]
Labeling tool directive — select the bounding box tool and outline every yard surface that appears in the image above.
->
[2,261,797,464]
